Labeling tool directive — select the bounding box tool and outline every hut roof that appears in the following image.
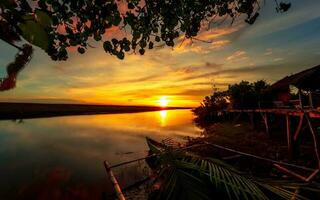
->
[268,65,320,92]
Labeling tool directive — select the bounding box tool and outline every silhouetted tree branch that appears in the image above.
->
[0,0,291,90]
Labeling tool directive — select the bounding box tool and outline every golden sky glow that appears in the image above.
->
[1,0,320,107]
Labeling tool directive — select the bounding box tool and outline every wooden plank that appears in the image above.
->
[104,161,126,200]
[228,109,320,119]
[309,111,320,119]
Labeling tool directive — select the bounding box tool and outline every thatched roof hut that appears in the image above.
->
[267,65,320,108]
[268,65,320,92]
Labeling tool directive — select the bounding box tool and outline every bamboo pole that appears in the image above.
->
[204,142,316,172]
[108,141,317,172]
[274,164,309,181]
[232,112,242,124]
[286,114,293,158]
[273,164,319,182]
[305,116,320,169]
[249,112,255,130]
[106,142,317,172]
[298,89,303,108]
[104,161,126,200]
[293,113,304,141]
[309,92,314,109]
[262,112,269,136]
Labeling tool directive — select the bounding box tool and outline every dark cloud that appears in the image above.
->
[203,62,223,69]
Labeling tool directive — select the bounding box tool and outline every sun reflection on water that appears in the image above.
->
[159,110,167,127]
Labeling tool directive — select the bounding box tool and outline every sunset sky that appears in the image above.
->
[1,0,320,107]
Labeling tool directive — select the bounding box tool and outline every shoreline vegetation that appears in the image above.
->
[0,102,191,120]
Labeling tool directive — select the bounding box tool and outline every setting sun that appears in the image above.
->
[158,96,169,107]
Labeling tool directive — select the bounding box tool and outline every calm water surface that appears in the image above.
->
[0,109,200,199]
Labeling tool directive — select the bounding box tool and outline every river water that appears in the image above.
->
[0,109,201,199]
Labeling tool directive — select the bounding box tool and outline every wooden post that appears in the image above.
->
[305,116,320,169]
[309,92,314,109]
[104,161,126,200]
[293,114,304,141]
[286,114,293,159]
[262,112,269,136]
[298,89,303,108]
[249,112,255,130]
[291,115,303,157]
[232,112,242,124]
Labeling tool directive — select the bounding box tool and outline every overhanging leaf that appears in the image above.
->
[21,14,34,21]
[18,21,49,51]
[35,9,52,27]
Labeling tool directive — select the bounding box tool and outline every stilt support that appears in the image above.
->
[286,114,293,159]
[262,112,269,136]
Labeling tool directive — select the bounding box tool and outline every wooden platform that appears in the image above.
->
[228,108,320,118]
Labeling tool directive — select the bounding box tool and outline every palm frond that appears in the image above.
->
[146,137,320,200]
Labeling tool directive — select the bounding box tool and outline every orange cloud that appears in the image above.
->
[226,50,248,61]
[172,25,238,55]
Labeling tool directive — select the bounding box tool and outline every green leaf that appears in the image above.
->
[139,48,145,55]
[35,9,52,27]
[103,41,112,53]
[21,14,34,21]
[116,51,124,60]
[77,47,85,54]
[18,21,49,51]
[128,2,135,9]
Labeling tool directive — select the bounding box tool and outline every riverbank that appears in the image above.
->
[0,102,190,120]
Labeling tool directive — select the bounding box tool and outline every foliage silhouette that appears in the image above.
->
[228,80,270,109]
[192,90,229,128]
[0,0,291,90]
[193,80,271,127]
